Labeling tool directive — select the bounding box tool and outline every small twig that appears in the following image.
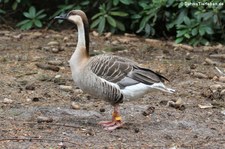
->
[36,63,60,72]
[15,71,38,78]
[23,122,82,129]
[215,67,225,76]
[0,137,78,145]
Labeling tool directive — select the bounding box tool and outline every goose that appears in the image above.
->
[55,10,175,131]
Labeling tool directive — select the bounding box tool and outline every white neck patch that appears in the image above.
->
[68,15,86,48]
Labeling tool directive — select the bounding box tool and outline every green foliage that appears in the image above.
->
[0,0,6,15]
[131,0,166,36]
[1,0,31,10]
[1,0,225,45]
[50,0,90,19]
[0,8,5,22]
[0,8,5,14]
[16,6,46,30]
[167,0,225,46]
[12,0,21,10]
[91,1,128,33]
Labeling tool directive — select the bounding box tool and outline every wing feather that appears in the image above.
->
[88,55,168,89]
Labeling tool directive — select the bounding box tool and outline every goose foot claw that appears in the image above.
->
[99,104,123,131]
[99,120,123,131]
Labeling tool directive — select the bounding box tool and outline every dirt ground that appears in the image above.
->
[0,29,224,149]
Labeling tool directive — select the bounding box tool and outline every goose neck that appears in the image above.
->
[76,19,89,55]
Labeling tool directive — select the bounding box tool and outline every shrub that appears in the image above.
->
[166,0,225,46]
[16,6,46,30]
[90,1,128,33]
[131,0,167,36]
[0,0,224,45]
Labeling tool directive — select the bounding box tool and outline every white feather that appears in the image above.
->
[121,83,149,99]
[121,82,175,100]
[100,77,175,101]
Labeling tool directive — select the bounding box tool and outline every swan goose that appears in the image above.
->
[55,10,175,131]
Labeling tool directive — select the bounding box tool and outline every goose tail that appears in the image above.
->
[150,82,175,93]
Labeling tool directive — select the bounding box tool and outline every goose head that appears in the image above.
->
[55,10,88,26]
[55,10,90,54]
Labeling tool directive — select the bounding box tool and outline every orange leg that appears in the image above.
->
[99,105,123,131]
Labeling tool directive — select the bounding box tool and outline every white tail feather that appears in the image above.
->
[150,82,175,93]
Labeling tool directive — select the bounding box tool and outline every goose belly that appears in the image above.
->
[72,72,122,104]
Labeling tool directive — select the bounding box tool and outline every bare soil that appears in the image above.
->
[0,29,224,149]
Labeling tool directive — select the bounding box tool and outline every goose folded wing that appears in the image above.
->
[90,56,134,83]
[90,55,168,89]
[128,67,169,84]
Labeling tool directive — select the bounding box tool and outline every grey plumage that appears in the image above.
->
[90,55,167,84]
[73,54,170,105]
[55,10,175,130]
[73,61,123,105]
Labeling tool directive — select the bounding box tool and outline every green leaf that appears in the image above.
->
[50,4,74,19]
[136,21,145,33]
[176,9,187,25]
[120,0,132,5]
[113,0,119,6]
[106,16,116,27]
[175,37,183,43]
[137,15,150,33]
[138,1,148,8]
[190,38,199,46]
[98,17,105,33]
[29,6,36,18]
[37,14,46,19]
[99,4,107,14]
[204,26,213,34]
[110,11,128,17]
[152,14,157,24]
[177,30,187,37]
[36,9,45,17]
[12,1,18,10]
[0,9,5,14]
[4,0,9,3]
[200,38,209,45]
[16,19,30,27]
[81,0,89,5]
[20,21,33,30]
[23,12,31,18]
[176,24,187,29]
[145,23,151,35]
[91,12,104,20]
[131,14,141,19]
[106,1,112,10]
[184,16,190,26]
[166,0,176,7]
[213,15,218,23]
[116,20,125,31]
[90,18,101,29]
[149,27,155,36]
[201,11,213,21]
[166,22,175,29]
[109,7,119,11]
[184,33,190,39]
[191,28,198,36]
[178,2,184,8]
[34,19,42,27]
[199,27,205,36]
